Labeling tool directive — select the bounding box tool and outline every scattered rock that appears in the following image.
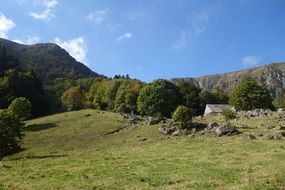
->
[188,134,195,138]
[160,117,168,124]
[180,129,191,135]
[277,108,285,113]
[245,109,272,117]
[198,131,205,135]
[138,138,147,141]
[172,130,181,136]
[80,174,89,181]
[243,134,256,140]
[267,131,285,140]
[277,125,285,130]
[159,125,176,135]
[121,114,128,119]
[265,125,275,129]
[207,122,219,131]
[129,116,141,125]
[276,108,285,120]
[148,117,160,125]
[215,125,239,137]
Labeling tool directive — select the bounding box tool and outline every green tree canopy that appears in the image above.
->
[137,79,181,118]
[114,80,143,113]
[212,87,229,104]
[8,97,32,120]
[177,82,201,116]
[229,77,273,111]
[61,87,84,111]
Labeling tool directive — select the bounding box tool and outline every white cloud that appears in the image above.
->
[44,0,58,8]
[87,9,109,25]
[128,11,145,21]
[171,30,189,50]
[30,0,58,21]
[12,36,40,44]
[116,33,132,42]
[0,13,16,38]
[242,56,261,66]
[12,39,24,44]
[171,8,213,51]
[191,9,210,35]
[27,36,40,44]
[30,9,54,21]
[53,37,88,65]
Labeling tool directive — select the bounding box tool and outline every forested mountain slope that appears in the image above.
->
[0,38,102,84]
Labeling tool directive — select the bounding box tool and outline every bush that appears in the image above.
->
[8,97,32,120]
[0,110,24,160]
[172,105,192,129]
[222,108,236,122]
[229,76,273,111]
[273,97,285,110]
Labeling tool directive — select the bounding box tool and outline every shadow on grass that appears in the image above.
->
[25,123,58,132]
[6,154,68,161]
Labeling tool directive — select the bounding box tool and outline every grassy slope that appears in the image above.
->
[0,110,284,190]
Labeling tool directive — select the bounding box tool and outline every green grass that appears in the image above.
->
[0,110,284,189]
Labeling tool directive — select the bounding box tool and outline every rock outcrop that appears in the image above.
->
[171,62,285,98]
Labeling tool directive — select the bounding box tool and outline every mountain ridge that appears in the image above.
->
[0,38,102,84]
[171,61,285,98]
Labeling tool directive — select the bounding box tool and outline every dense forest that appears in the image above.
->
[0,42,230,118]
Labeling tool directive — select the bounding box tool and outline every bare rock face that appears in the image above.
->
[207,122,219,131]
[214,125,239,137]
[170,77,200,87]
[171,62,285,98]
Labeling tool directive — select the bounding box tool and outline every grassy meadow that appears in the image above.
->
[0,110,284,189]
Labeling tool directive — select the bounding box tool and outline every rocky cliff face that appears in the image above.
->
[171,62,285,98]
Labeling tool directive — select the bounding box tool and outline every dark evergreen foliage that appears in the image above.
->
[0,110,24,160]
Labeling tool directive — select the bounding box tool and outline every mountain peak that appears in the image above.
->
[0,38,102,84]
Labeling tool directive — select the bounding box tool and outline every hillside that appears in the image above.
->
[171,62,285,98]
[0,110,284,189]
[0,38,102,84]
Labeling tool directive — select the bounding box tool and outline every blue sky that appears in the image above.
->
[0,0,285,82]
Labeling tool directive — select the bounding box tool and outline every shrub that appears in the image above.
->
[273,97,285,110]
[222,108,236,122]
[172,105,192,129]
[0,110,24,160]
[8,97,32,120]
